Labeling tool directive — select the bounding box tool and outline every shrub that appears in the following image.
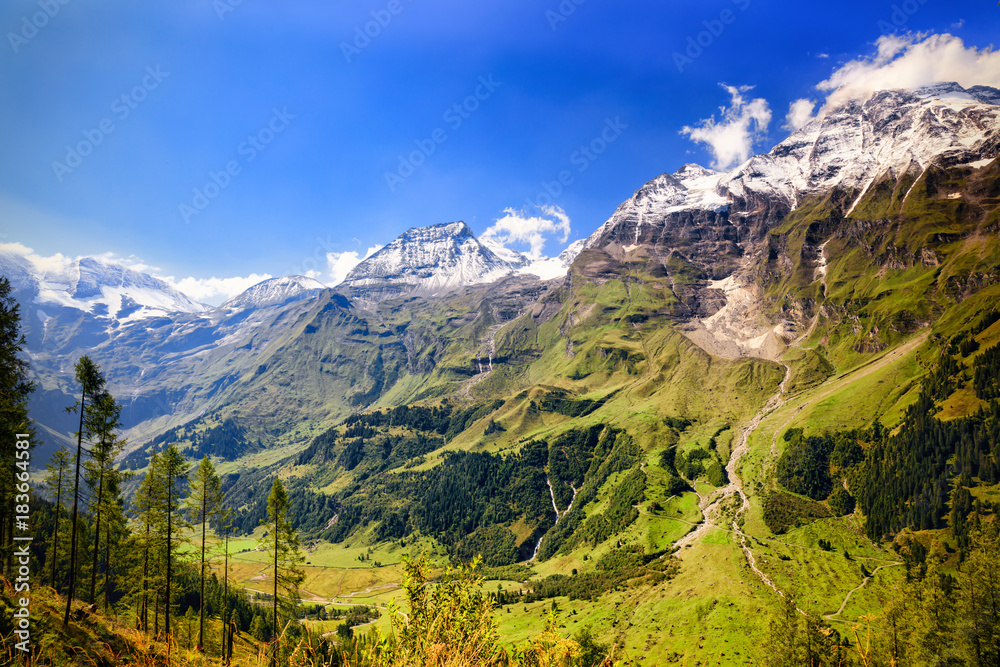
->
[828,487,856,516]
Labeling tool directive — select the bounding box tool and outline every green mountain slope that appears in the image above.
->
[187,157,1000,663]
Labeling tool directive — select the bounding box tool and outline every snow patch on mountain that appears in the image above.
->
[586,165,729,248]
[557,239,587,267]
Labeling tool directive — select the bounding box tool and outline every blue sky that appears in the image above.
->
[1,1,998,303]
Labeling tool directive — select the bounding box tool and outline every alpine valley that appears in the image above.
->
[9,81,1000,664]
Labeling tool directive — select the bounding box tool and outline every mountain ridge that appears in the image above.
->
[7,80,999,470]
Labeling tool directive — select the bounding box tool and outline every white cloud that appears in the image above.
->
[326,245,382,285]
[1,242,75,277]
[816,53,830,59]
[680,84,772,170]
[783,98,818,132]
[165,274,273,303]
[92,251,161,275]
[0,242,34,256]
[952,19,964,29]
[816,33,1000,112]
[480,205,571,260]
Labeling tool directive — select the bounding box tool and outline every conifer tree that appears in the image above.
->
[0,277,35,579]
[43,445,71,590]
[220,508,234,665]
[958,523,1000,664]
[764,593,802,666]
[104,492,128,615]
[133,449,165,634]
[261,476,305,663]
[910,561,958,664]
[99,470,130,614]
[160,444,191,649]
[63,355,106,627]
[187,456,224,652]
[85,389,127,605]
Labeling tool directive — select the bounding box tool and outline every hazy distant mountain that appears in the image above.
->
[0,252,206,323]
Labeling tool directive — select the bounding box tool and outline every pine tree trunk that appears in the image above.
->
[103,524,111,615]
[223,529,230,665]
[272,508,279,667]
[166,480,172,642]
[141,523,150,633]
[89,465,105,604]
[198,487,206,651]
[63,386,86,627]
[50,466,63,589]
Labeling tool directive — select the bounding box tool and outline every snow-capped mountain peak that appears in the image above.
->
[587,82,1000,250]
[340,221,515,301]
[915,82,1000,105]
[219,275,327,312]
[721,82,1000,212]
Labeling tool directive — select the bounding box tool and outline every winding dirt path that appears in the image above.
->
[824,562,901,622]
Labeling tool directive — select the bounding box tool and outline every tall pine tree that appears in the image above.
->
[219,508,234,666]
[132,449,165,634]
[187,456,224,652]
[160,444,191,651]
[43,445,71,590]
[63,355,105,627]
[261,477,305,664]
[84,389,127,605]
[0,276,35,579]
